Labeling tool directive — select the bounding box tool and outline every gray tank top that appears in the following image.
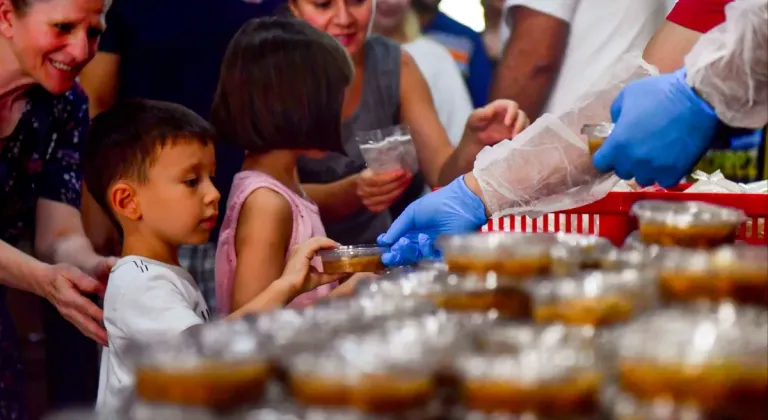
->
[298,36,424,245]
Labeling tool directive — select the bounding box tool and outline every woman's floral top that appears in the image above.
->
[0,84,88,420]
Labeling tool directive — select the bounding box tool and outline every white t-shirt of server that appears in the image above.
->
[96,255,211,413]
[500,0,669,115]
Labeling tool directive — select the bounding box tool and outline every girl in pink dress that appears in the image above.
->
[212,17,356,316]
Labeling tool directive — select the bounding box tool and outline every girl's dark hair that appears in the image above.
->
[211,17,353,155]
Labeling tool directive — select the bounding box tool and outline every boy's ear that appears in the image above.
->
[110,182,141,221]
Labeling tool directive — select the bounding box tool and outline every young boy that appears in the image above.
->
[84,100,339,413]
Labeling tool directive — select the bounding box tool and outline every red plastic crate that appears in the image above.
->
[483,185,768,246]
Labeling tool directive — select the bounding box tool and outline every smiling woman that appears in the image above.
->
[0,0,114,415]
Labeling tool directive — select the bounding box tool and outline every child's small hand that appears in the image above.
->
[280,237,341,295]
[466,99,530,145]
[357,168,413,213]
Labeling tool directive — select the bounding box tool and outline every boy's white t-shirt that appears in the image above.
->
[96,255,211,413]
[499,0,668,115]
[403,36,474,146]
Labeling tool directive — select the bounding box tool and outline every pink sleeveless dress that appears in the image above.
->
[215,171,334,316]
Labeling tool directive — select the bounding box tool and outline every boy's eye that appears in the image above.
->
[183,177,200,187]
[53,23,75,34]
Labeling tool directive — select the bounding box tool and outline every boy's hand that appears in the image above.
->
[279,237,343,296]
[357,169,413,213]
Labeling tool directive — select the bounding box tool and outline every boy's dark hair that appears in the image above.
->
[83,99,216,226]
[211,17,353,155]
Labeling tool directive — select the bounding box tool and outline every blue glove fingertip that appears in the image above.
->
[418,233,440,260]
[381,252,398,267]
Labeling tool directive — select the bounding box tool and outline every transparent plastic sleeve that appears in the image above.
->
[356,125,419,174]
[685,0,768,129]
[473,54,658,217]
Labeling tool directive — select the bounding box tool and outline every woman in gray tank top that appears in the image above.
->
[289,0,529,245]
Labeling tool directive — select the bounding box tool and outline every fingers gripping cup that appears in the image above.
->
[318,245,387,274]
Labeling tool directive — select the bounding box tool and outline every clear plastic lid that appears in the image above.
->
[288,331,437,381]
[712,244,768,274]
[135,318,269,369]
[455,344,598,385]
[417,260,449,271]
[600,248,662,270]
[437,232,555,260]
[580,123,614,138]
[658,244,768,276]
[631,200,746,228]
[318,245,387,261]
[361,270,528,297]
[473,323,597,355]
[265,296,435,353]
[617,304,768,366]
[550,233,616,270]
[530,269,658,309]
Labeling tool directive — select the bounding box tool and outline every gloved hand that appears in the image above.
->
[377,176,488,266]
[593,68,720,188]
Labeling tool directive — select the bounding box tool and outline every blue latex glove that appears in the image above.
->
[377,176,488,266]
[593,68,720,188]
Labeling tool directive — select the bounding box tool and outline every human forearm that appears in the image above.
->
[437,135,485,186]
[81,184,121,255]
[37,233,101,272]
[0,240,48,295]
[303,175,364,222]
[228,279,297,317]
[490,7,569,118]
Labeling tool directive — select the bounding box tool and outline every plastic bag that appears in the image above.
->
[356,125,419,174]
[685,0,768,129]
[473,53,659,218]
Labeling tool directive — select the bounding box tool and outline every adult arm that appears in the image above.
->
[35,199,104,275]
[303,175,364,222]
[230,188,293,312]
[643,0,734,73]
[0,240,49,294]
[79,0,124,117]
[81,183,121,256]
[643,21,703,73]
[489,2,573,119]
[399,51,480,186]
[79,53,120,118]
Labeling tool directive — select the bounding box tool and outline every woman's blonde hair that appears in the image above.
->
[402,8,422,43]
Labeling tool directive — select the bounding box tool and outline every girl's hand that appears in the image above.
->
[329,272,379,298]
[466,99,530,146]
[279,237,343,296]
[356,169,413,213]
